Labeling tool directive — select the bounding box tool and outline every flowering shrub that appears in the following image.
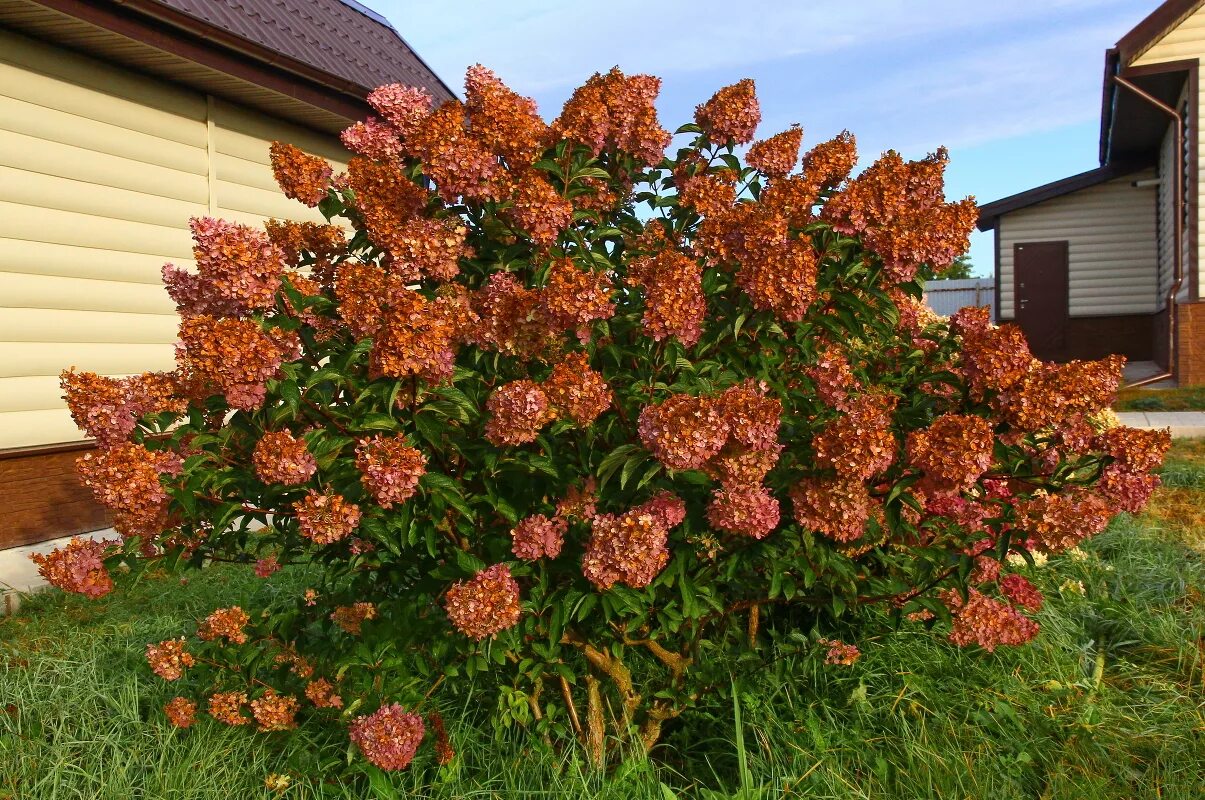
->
[46,66,1168,772]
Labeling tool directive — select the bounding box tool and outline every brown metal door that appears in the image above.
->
[1013,241,1068,360]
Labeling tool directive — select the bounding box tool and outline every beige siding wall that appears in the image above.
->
[1133,3,1205,298]
[0,29,349,450]
[998,169,1159,319]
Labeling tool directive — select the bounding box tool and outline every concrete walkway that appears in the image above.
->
[1115,411,1205,438]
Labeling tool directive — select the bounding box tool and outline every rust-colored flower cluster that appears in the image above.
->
[639,393,729,471]
[543,353,612,426]
[747,125,803,178]
[331,602,377,635]
[905,413,995,494]
[31,536,117,599]
[305,678,343,709]
[943,588,1039,652]
[819,638,861,666]
[511,513,568,560]
[175,315,299,411]
[208,691,251,726]
[60,370,183,447]
[790,476,881,543]
[553,67,671,164]
[253,430,317,486]
[444,563,522,640]
[356,435,427,508]
[628,246,707,346]
[582,492,685,589]
[197,606,251,645]
[77,442,177,539]
[163,218,286,317]
[822,148,978,282]
[251,689,299,732]
[1013,490,1112,554]
[164,696,197,728]
[349,703,425,771]
[269,142,332,207]
[812,392,897,480]
[294,491,362,545]
[485,380,554,446]
[146,638,194,681]
[695,79,760,145]
[806,346,857,411]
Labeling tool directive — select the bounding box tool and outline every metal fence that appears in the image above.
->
[923,278,995,318]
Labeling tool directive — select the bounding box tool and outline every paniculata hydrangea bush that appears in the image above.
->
[45,66,1170,772]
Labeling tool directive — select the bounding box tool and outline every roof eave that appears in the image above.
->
[975,159,1154,231]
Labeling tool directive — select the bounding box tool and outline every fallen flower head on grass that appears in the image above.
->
[40,65,1171,772]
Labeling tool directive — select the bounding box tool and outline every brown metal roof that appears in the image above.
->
[145,0,453,102]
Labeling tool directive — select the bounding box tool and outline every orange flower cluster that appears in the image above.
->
[305,678,343,709]
[999,574,1043,612]
[253,430,317,486]
[582,492,685,590]
[197,606,251,645]
[677,171,738,218]
[163,218,286,317]
[444,563,522,640]
[346,158,465,282]
[464,64,547,165]
[175,315,299,411]
[800,131,858,193]
[331,602,377,635]
[485,380,554,446]
[552,67,671,164]
[790,476,881,543]
[812,392,898,480]
[905,413,995,494]
[543,353,612,426]
[511,513,568,560]
[77,442,177,539]
[264,219,346,287]
[822,149,977,282]
[30,536,117,599]
[208,691,251,726]
[294,491,362,545]
[164,696,197,728]
[146,638,194,681]
[555,479,598,521]
[747,125,803,178]
[505,172,574,245]
[60,370,183,447]
[349,703,425,772]
[995,356,1123,432]
[370,291,462,385]
[430,711,455,766]
[408,101,507,202]
[467,272,545,356]
[355,435,427,508]
[251,689,299,732]
[805,346,857,411]
[705,485,780,539]
[1094,426,1171,472]
[540,259,616,332]
[819,638,861,666]
[943,588,1039,652]
[1014,489,1112,553]
[638,393,729,471]
[695,79,760,145]
[269,142,332,207]
[628,246,707,346]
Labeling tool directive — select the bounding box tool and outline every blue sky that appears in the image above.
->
[373,0,1159,275]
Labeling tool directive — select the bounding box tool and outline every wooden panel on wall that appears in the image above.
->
[0,445,109,550]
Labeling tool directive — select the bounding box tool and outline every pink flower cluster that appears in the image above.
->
[252,430,317,486]
[485,380,554,446]
[356,435,427,508]
[163,218,285,317]
[511,514,567,560]
[60,370,183,447]
[943,588,1039,653]
[30,536,118,599]
[582,492,685,590]
[349,703,426,772]
[294,492,362,545]
[444,563,522,639]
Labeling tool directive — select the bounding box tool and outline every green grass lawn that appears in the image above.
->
[1115,385,1205,412]
[3,445,1203,799]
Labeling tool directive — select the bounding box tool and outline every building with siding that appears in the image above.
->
[977,0,1205,383]
[0,0,451,550]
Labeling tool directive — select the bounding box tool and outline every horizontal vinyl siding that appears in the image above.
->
[1132,5,1205,299]
[0,30,349,450]
[998,169,1159,318]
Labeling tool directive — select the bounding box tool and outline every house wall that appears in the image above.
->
[1133,3,1205,300]
[0,29,349,452]
[997,169,1159,320]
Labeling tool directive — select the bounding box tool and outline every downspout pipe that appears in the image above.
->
[1114,74,1185,388]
